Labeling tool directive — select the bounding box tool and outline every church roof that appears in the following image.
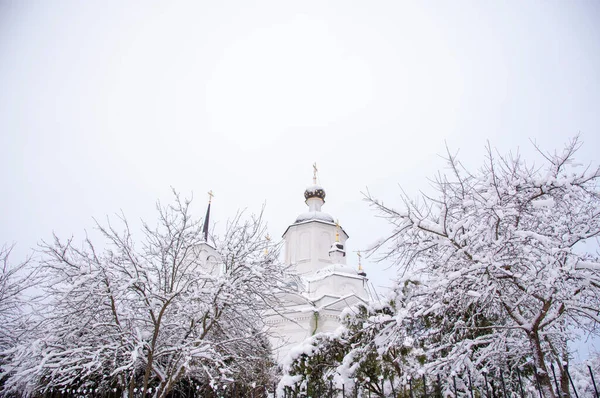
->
[272,293,369,315]
[294,211,335,224]
[283,209,349,238]
[282,171,351,238]
[305,263,362,282]
[316,294,368,311]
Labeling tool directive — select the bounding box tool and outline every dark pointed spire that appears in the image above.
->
[203,190,214,242]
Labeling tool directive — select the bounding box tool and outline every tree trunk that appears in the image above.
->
[128,372,136,398]
[529,330,556,398]
[142,347,155,395]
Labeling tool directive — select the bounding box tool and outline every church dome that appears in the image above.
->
[295,211,335,224]
[304,184,326,201]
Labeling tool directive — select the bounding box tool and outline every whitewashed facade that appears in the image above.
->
[266,181,371,362]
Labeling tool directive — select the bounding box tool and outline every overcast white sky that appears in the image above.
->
[1,1,599,353]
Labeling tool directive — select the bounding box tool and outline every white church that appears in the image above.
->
[195,168,373,362]
[264,169,373,361]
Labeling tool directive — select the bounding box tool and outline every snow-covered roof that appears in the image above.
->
[316,294,368,311]
[281,216,349,238]
[305,184,324,192]
[328,241,345,254]
[305,263,362,282]
[272,293,368,314]
[294,211,335,224]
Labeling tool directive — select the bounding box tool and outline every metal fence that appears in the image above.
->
[28,363,600,397]
[277,364,599,398]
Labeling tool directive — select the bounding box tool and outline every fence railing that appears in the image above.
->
[31,363,600,397]
[278,364,600,398]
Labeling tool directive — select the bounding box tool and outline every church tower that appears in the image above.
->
[266,165,372,361]
[281,166,350,275]
[193,190,222,276]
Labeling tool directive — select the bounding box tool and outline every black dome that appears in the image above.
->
[304,184,326,201]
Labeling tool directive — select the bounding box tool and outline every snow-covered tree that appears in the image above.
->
[570,354,600,397]
[279,277,437,397]
[1,192,286,397]
[0,244,42,394]
[0,245,31,352]
[363,137,600,397]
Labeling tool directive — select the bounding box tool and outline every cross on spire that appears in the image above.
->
[207,190,214,204]
[312,163,318,184]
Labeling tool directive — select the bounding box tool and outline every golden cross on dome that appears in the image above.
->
[207,190,214,204]
[312,162,318,184]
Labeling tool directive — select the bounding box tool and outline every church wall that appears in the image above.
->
[266,313,314,361]
[299,232,310,261]
[315,312,343,334]
[284,222,348,275]
[191,243,222,276]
